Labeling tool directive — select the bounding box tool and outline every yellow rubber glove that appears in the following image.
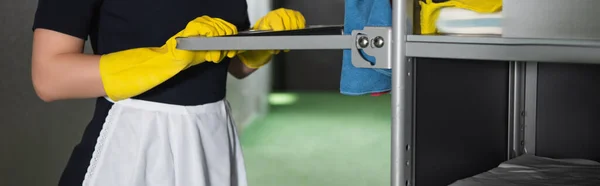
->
[100,16,238,101]
[237,8,306,69]
[419,0,502,34]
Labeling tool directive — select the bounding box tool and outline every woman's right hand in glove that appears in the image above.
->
[100,16,238,101]
[168,16,240,65]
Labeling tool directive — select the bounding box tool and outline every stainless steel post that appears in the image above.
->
[391,0,408,185]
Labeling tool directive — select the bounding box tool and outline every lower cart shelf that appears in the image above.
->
[449,154,600,186]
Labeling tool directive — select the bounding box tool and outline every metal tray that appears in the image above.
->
[230,25,344,37]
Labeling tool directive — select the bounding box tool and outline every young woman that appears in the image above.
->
[31,0,305,185]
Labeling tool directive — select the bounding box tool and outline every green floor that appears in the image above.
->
[240,92,392,186]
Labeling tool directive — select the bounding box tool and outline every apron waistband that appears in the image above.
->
[103,96,226,115]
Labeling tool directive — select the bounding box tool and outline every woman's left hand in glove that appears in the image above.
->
[237,8,306,69]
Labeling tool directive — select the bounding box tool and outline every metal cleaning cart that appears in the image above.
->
[176,0,600,185]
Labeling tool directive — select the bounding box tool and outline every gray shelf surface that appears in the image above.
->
[177,33,600,64]
[176,25,348,50]
[177,35,352,50]
[406,35,600,63]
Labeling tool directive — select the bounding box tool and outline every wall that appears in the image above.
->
[414,58,509,186]
[535,63,600,161]
[0,1,95,185]
[0,0,271,185]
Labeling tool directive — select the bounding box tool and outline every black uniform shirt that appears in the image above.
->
[33,0,251,106]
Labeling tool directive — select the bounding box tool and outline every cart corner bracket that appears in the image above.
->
[351,27,392,69]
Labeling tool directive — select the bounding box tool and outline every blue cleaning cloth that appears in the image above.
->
[340,0,393,95]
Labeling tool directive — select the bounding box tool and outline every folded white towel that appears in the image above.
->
[436,7,503,35]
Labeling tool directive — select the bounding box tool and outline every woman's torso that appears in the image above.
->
[91,0,251,106]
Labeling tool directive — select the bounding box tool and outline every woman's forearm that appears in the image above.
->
[32,29,108,102]
[228,57,259,79]
[32,52,106,102]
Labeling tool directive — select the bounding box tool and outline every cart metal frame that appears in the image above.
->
[176,0,600,185]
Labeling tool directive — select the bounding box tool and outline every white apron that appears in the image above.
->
[81,97,248,186]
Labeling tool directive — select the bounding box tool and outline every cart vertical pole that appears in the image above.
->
[391,0,409,185]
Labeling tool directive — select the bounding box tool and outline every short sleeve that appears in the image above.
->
[241,13,251,31]
[238,9,252,31]
[32,0,102,40]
